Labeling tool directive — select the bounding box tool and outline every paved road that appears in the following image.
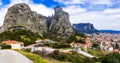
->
[62,49,95,58]
[78,51,94,58]
[0,50,33,63]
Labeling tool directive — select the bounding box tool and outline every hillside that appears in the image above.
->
[0,29,42,46]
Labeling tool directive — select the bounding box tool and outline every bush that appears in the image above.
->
[101,53,120,63]
[49,50,96,63]
[1,44,11,49]
[67,31,86,43]
[44,42,71,49]
[0,29,42,46]
[88,49,104,57]
[23,48,31,52]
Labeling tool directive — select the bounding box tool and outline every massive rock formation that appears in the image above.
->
[0,3,74,41]
[0,3,47,36]
[73,23,99,34]
[49,6,74,40]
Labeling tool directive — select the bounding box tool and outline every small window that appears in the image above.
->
[21,5,24,7]
[10,15,12,17]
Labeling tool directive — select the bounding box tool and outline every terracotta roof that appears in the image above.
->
[43,39,50,41]
[2,40,23,45]
[113,49,120,53]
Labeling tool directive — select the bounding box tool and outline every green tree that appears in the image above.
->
[0,29,42,46]
[101,53,120,63]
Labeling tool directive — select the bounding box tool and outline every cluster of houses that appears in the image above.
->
[100,41,113,52]
[70,36,92,52]
[1,34,120,54]
[87,33,120,52]
[0,39,55,50]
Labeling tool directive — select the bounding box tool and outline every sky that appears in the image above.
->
[0,0,120,30]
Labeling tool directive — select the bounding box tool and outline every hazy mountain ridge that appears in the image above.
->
[100,30,120,34]
[72,23,120,34]
[73,23,99,34]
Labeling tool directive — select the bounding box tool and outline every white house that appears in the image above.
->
[108,46,113,52]
[36,39,55,45]
[100,41,113,51]
[2,40,24,49]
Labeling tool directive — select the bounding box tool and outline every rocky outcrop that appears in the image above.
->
[49,6,74,41]
[0,3,47,36]
[0,3,74,41]
[73,23,99,34]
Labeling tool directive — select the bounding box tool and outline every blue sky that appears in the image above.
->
[0,0,120,30]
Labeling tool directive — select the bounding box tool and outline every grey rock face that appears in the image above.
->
[73,23,99,34]
[0,3,47,35]
[0,3,74,41]
[49,6,74,41]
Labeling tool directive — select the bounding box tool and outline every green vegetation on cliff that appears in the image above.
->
[0,29,42,46]
[67,31,86,43]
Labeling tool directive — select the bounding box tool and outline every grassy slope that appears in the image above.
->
[15,50,68,63]
[15,50,50,63]
[87,49,108,57]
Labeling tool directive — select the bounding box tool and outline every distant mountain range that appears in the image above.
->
[73,23,120,34]
[73,23,99,34]
[100,30,120,34]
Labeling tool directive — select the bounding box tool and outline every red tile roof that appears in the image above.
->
[2,40,23,45]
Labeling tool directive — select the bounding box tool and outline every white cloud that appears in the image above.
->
[54,0,113,6]
[0,6,8,26]
[63,5,86,15]
[91,0,112,6]
[102,8,120,14]
[69,11,120,30]
[54,0,85,5]
[11,0,30,4]
[29,4,54,16]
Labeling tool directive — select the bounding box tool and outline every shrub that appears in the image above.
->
[0,29,42,46]
[88,49,104,57]
[101,53,120,63]
[67,31,86,43]
[1,44,11,49]
[51,42,71,48]
[48,50,96,63]
[44,42,71,49]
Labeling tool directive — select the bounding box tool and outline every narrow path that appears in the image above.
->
[78,51,94,58]
[62,49,95,58]
[0,50,33,63]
